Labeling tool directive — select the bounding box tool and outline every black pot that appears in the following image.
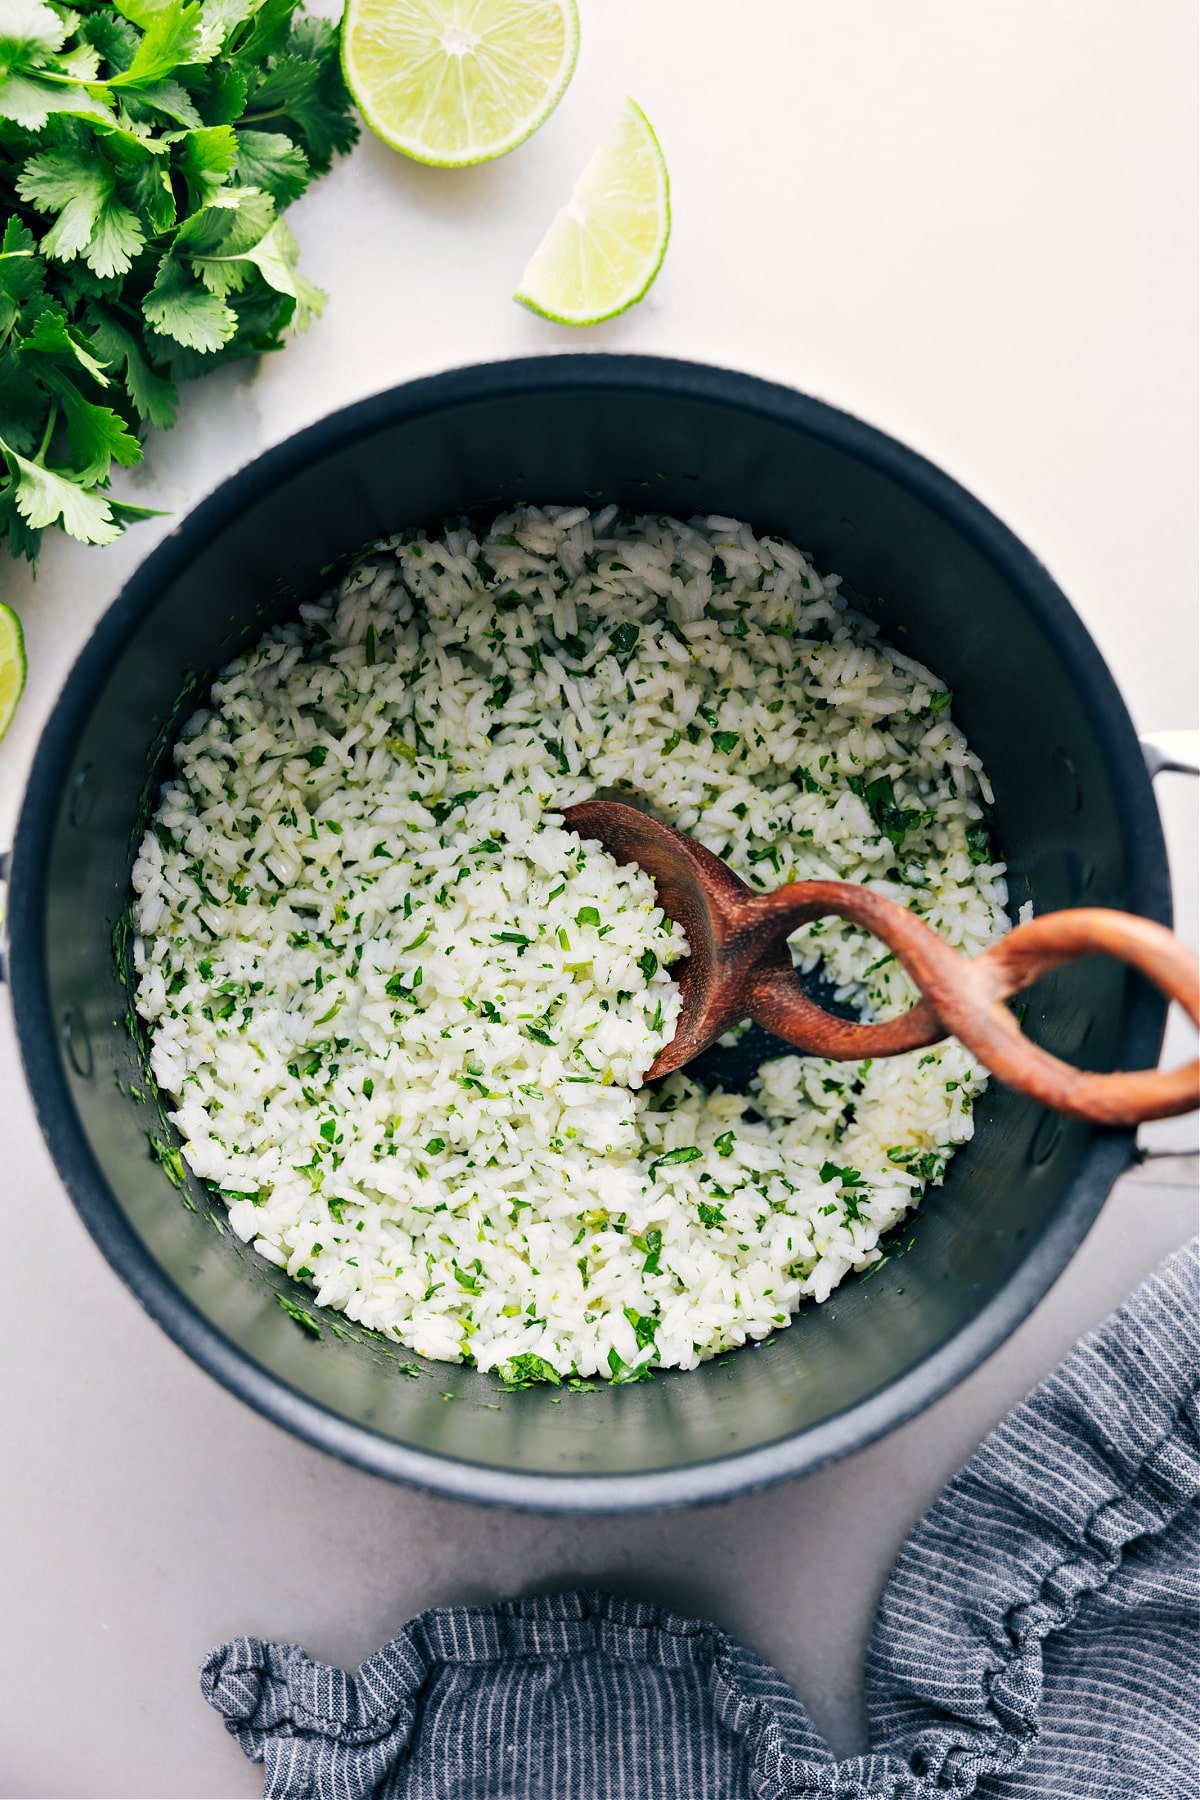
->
[6,356,1174,1509]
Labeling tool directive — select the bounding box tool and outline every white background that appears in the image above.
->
[0,2,1196,1793]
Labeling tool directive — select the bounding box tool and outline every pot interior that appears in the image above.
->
[14,362,1166,1502]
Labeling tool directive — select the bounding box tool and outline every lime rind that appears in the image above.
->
[341,0,580,169]
[514,97,670,328]
[0,602,27,741]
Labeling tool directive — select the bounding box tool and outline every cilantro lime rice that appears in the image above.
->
[132,506,1009,1382]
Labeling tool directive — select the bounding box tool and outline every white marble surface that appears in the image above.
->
[0,2,1196,1793]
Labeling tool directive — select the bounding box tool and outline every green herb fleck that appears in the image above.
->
[631,1226,663,1273]
[493,931,531,953]
[148,1133,187,1191]
[277,1295,321,1338]
[966,825,992,865]
[650,1145,703,1178]
[608,621,640,663]
[819,1160,862,1185]
[862,775,933,853]
[623,1307,658,1351]
[499,1353,562,1389]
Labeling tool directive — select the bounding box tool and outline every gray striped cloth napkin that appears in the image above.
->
[202,1238,1199,1799]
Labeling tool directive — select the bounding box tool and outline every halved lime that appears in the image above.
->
[342,0,579,168]
[514,97,670,326]
[0,604,26,741]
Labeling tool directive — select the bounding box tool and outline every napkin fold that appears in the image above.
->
[203,1239,1199,1799]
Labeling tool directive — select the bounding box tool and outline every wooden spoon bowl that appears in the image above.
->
[563,799,1200,1128]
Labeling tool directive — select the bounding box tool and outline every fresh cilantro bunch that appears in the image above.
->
[0,0,357,560]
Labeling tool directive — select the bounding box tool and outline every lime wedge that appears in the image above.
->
[514,98,670,326]
[342,0,579,168]
[0,604,26,741]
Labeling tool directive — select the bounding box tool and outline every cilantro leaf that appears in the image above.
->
[233,126,309,203]
[0,216,42,310]
[143,255,238,349]
[85,307,177,426]
[17,147,114,264]
[240,18,357,171]
[46,371,143,479]
[176,123,240,200]
[0,0,68,60]
[108,1,208,89]
[0,441,122,543]
[130,76,203,127]
[18,302,110,383]
[191,215,323,327]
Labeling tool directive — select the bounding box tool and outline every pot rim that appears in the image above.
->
[7,353,1166,1510]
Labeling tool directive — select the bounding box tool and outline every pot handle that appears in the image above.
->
[0,848,8,986]
[1142,729,1200,779]
[1137,729,1200,1157]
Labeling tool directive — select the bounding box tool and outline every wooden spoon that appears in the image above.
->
[562,799,1200,1127]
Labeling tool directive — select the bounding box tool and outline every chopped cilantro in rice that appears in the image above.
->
[131,506,1007,1380]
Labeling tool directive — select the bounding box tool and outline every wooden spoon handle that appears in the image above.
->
[746,885,1200,1126]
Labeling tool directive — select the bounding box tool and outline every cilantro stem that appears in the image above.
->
[35,405,58,463]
